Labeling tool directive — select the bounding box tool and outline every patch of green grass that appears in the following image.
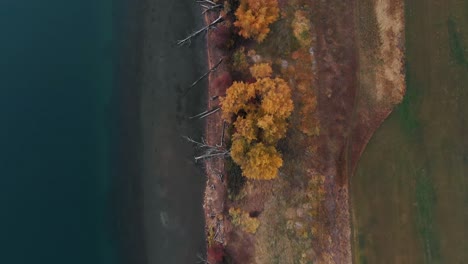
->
[354,231,369,264]
[359,256,368,264]
[396,67,422,140]
[299,30,309,41]
[231,47,249,74]
[358,233,366,250]
[257,14,301,58]
[447,17,468,68]
[357,232,369,264]
[415,169,441,263]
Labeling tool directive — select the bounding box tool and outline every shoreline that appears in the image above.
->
[202,10,231,264]
[138,0,207,263]
[112,0,208,263]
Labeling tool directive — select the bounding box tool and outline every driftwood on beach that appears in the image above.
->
[183,136,229,162]
[197,0,224,14]
[184,58,224,95]
[177,15,224,46]
[189,107,220,120]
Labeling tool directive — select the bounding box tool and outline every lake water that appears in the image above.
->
[351,0,468,263]
[0,0,114,263]
[1,0,208,263]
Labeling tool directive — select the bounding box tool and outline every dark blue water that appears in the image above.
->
[0,1,116,263]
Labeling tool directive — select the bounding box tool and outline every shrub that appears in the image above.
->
[211,24,232,49]
[213,72,233,92]
[231,47,250,73]
[229,207,260,233]
[207,244,225,263]
[249,63,272,78]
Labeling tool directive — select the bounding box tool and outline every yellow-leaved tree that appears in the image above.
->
[221,63,293,180]
[234,0,280,42]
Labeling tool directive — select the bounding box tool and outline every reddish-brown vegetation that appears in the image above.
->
[211,25,233,49]
[207,244,225,263]
[212,72,233,95]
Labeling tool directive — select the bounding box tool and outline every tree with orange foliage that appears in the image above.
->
[234,0,280,42]
[241,142,283,180]
[221,63,293,180]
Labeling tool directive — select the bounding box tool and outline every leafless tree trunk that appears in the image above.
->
[184,136,229,162]
[216,121,226,147]
[196,252,211,264]
[177,15,224,46]
[189,107,220,120]
[184,58,224,95]
[213,219,224,243]
[197,0,223,14]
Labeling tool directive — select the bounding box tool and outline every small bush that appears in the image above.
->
[207,244,225,263]
[211,24,233,49]
[229,207,260,234]
[213,72,233,92]
[231,47,249,73]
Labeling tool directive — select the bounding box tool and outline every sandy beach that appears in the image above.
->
[113,0,208,263]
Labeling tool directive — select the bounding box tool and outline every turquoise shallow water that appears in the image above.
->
[0,1,115,263]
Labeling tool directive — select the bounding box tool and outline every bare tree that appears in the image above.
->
[197,0,224,14]
[189,107,220,120]
[213,219,224,243]
[184,58,224,95]
[196,252,211,264]
[184,136,229,162]
[216,121,226,147]
[177,15,224,46]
